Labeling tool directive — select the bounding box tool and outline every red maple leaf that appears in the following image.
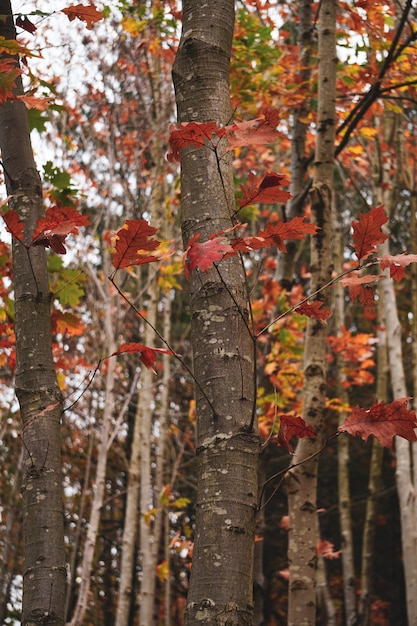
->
[111,342,175,374]
[256,217,318,252]
[61,3,104,29]
[32,206,90,254]
[239,171,291,208]
[167,121,218,163]
[111,219,160,270]
[351,206,388,260]
[1,207,24,241]
[183,233,235,279]
[295,300,332,322]
[379,253,417,280]
[275,414,316,453]
[222,108,282,151]
[338,398,417,448]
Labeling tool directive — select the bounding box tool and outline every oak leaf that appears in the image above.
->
[338,398,417,448]
[183,233,235,279]
[111,219,160,270]
[256,217,318,252]
[61,3,103,29]
[239,171,291,208]
[351,205,388,260]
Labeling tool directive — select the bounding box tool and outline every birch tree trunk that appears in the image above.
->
[0,3,66,624]
[172,2,260,623]
[373,109,417,626]
[286,2,336,624]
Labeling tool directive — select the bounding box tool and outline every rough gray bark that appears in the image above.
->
[0,3,66,624]
[286,1,336,624]
[172,2,260,624]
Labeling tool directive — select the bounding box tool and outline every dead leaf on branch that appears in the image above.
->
[239,171,291,208]
[61,3,104,29]
[379,253,417,280]
[274,414,316,453]
[338,398,417,448]
[295,300,332,322]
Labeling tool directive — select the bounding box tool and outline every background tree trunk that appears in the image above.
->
[286,1,336,624]
[0,3,66,624]
[172,1,260,623]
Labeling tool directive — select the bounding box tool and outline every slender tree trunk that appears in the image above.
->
[358,297,387,626]
[69,271,117,626]
[0,3,66,624]
[332,203,357,625]
[286,2,336,624]
[278,0,313,288]
[371,108,417,626]
[172,2,260,624]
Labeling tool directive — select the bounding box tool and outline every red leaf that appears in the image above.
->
[239,171,291,208]
[167,121,218,163]
[183,233,235,279]
[317,540,342,560]
[222,108,282,151]
[256,217,318,252]
[112,219,160,270]
[338,398,417,448]
[295,301,332,322]
[111,342,175,374]
[16,15,36,34]
[61,3,103,29]
[351,206,388,260]
[32,206,90,254]
[275,415,316,453]
[1,207,24,241]
[379,253,417,280]
[341,271,382,304]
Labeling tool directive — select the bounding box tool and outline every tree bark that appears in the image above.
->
[0,3,66,624]
[286,1,336,624]
[172,2,260,624]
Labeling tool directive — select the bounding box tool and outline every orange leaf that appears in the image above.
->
[222,108,282,151]
[61,3,103,29]
[167,121,218,163]
[379,253,417,280]
[111,219,160,270]
[275,414,316,453]
[338,398,417,448]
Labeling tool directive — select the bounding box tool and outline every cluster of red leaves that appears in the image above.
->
[167,109,282,162]
[1,205,90,253]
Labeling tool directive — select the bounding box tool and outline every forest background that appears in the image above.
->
[1,0,417,625]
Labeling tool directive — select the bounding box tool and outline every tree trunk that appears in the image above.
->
[358,297,387,626]
[286,1,336,624]
[172,2,260,624]
[0,3,66,624]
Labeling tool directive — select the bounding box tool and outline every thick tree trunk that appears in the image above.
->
[172,2,260,624]
[286,1,336,624]
[0,3,66,624]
